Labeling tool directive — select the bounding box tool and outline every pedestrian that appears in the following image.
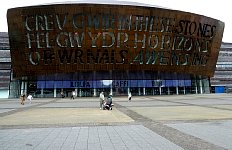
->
[104,95,113,110]
[20,93,26,105]
[61,91,65,98]
[128,92,132,102]
[71,91,75,100]
[27,94,33,104]
[99,91,104,109]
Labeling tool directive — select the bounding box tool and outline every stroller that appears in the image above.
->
[103,95,113,110]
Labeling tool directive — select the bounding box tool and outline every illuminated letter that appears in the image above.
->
[29,52,40,65]
[25,16,35,31]
[72,13,84,29]
[148,34,158,49]
[73,32,85,47]
[118,15,132,30]
[56,14,67,30]
[44,15,54,31]
[36,15,45,31]
[161,35,171,50]
[88,32,101,47]
[117,32,128,48]
[102,32,115,48]
[56,32,69,47]
[88,14,100,29]
[134,33,146,48]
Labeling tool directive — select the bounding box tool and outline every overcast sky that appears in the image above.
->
[1,0,231,42]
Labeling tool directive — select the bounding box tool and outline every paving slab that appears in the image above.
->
[0,108,134,126]
[0,94,232,150]
[167,120,232,150]
[0,125,184,150]
[129,105,232,121]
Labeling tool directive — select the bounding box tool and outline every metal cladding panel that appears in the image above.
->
[7,3,224,79]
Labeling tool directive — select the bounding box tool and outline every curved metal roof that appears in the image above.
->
[26,0,164,8]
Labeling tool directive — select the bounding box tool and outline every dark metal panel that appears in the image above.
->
[7,3,224,79]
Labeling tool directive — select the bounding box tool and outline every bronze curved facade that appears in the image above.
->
[5,2,226,98]
[7,3,224,79]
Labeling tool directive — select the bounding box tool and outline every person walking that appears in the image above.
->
[20,93,26,105]
[99,91,104,109]
[104,95,113,110]
[61,91,65,98]
[27,94,33,104]
[71,91,75,100]
[128,92,132,102]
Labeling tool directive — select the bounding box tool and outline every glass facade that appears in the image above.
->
[14,77,208,98]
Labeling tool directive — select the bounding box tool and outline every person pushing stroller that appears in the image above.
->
[103,95,113,110]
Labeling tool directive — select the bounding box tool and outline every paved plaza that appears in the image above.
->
[0,94,232,150]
